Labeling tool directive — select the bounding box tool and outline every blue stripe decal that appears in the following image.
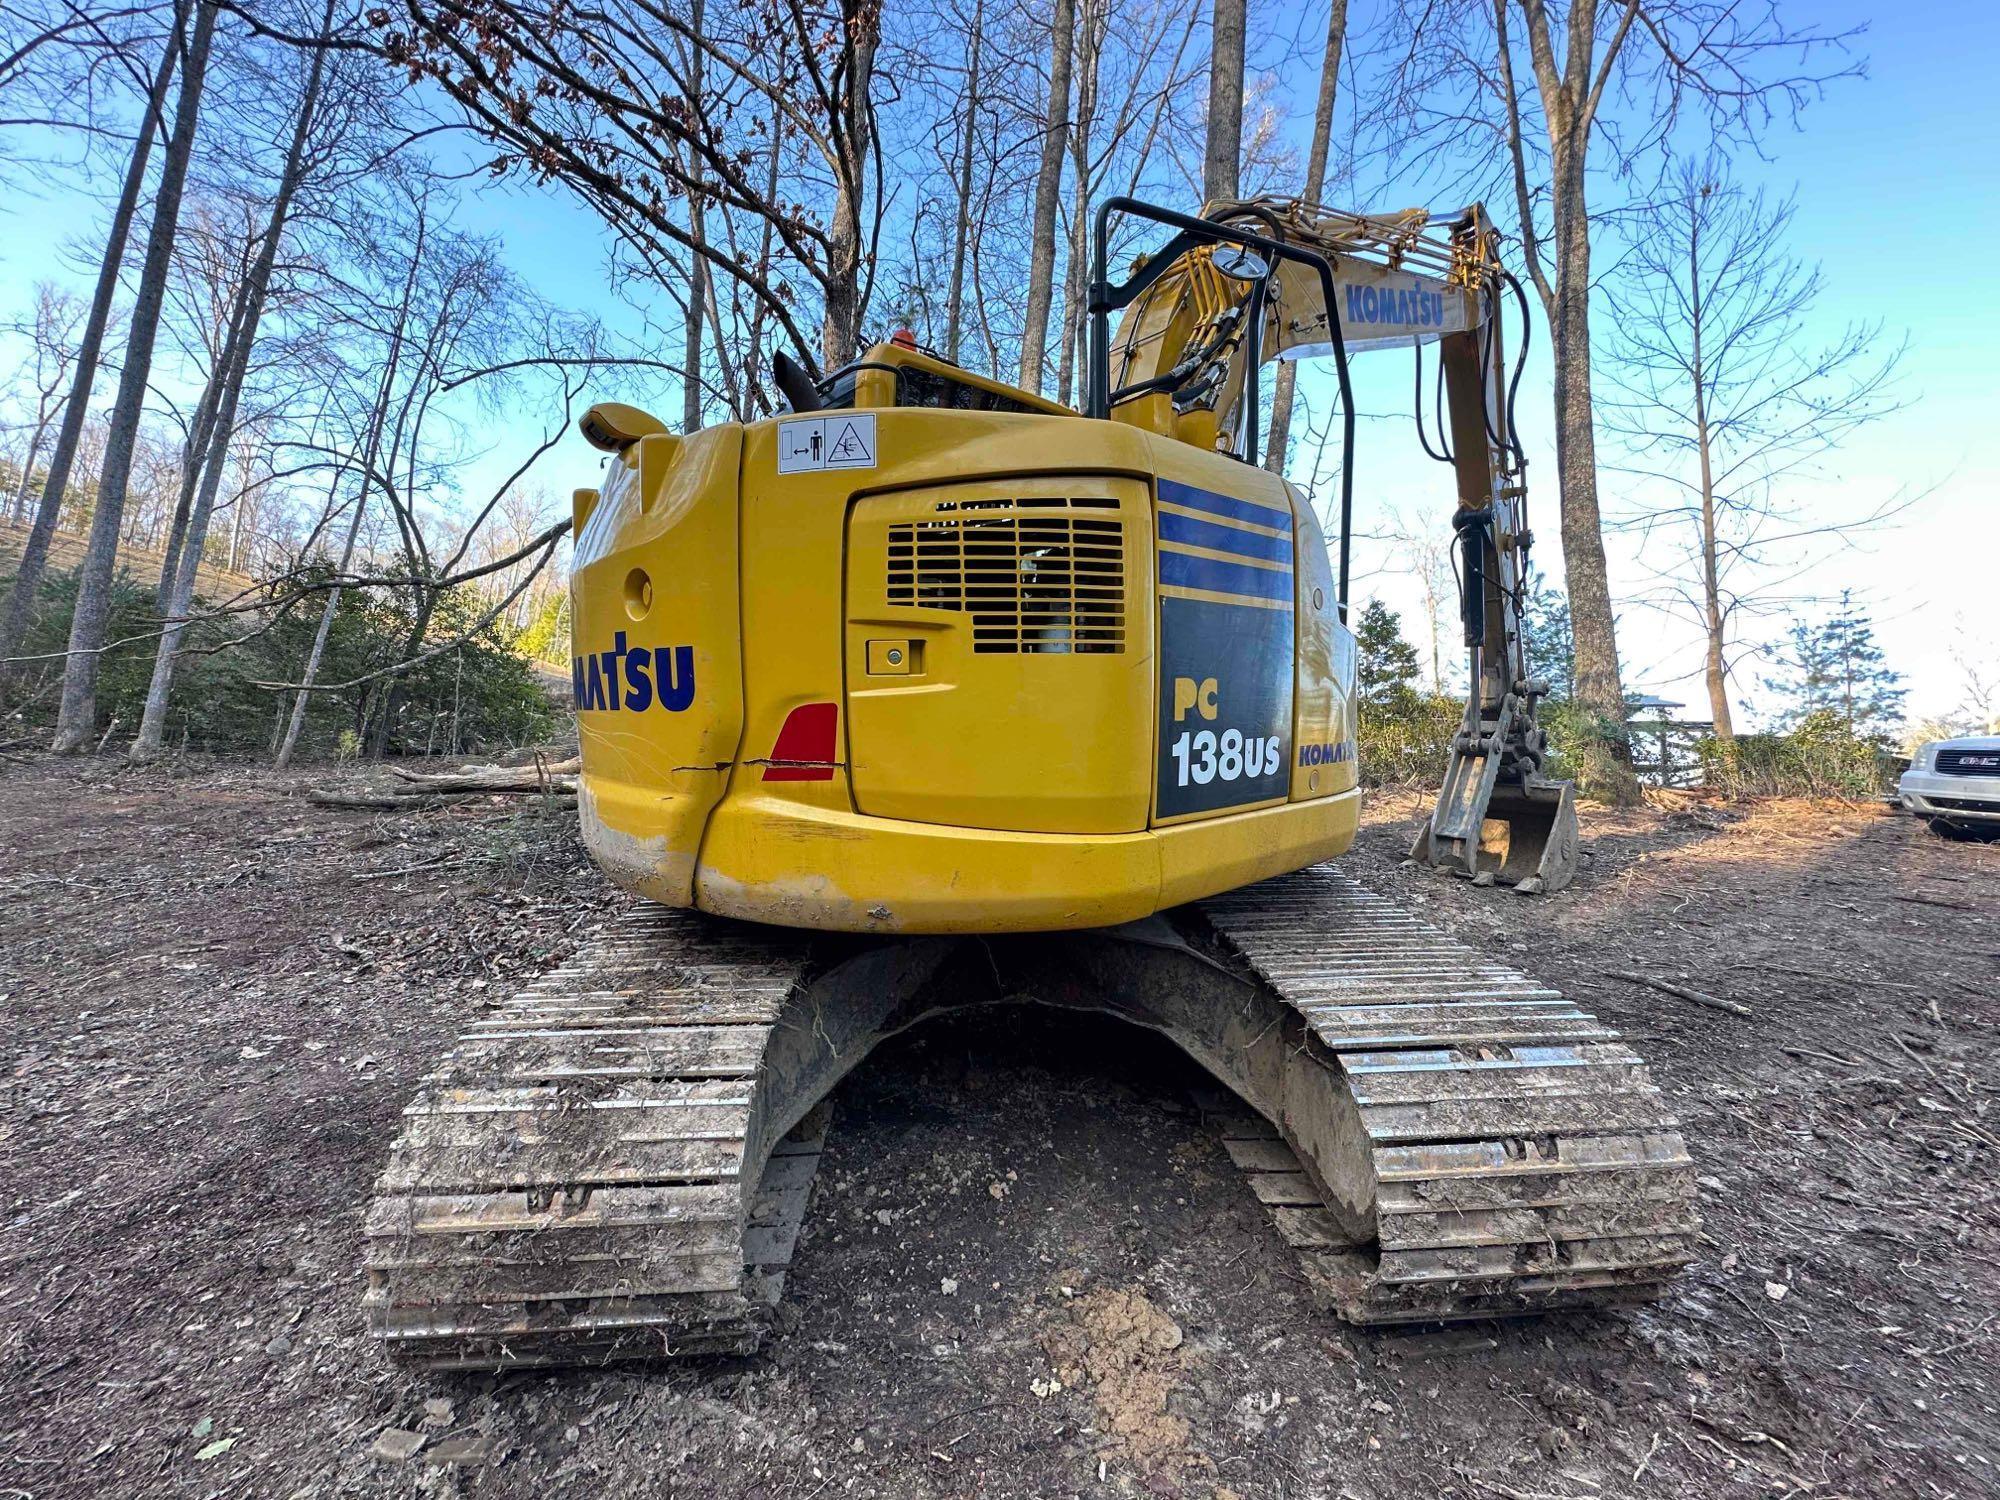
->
[1158,477,1292,529]
[1158,510,1294,564]
[1159,550,1294,602]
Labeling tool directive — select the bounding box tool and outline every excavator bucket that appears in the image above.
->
[1412,773,1580,894]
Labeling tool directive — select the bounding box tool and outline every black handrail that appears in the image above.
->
[1086,195,1356,620]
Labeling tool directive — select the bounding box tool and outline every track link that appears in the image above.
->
[363,907,817,1369]
[1199,868,1697,1322]
[365,868,1694,1368]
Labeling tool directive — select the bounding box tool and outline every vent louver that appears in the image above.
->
[886,497,1125,654]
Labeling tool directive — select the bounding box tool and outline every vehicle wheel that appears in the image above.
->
[1927,816,2000,843]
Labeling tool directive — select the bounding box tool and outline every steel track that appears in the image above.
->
[1199,867,1697,1320]
[363,907,817,1369]
[364,869,1695,1368]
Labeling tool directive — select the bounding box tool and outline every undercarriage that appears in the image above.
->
[365,870,1696,1368]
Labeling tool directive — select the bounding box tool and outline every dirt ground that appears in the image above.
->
[2,755,1995,1500]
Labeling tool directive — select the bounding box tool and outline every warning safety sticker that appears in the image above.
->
[777,413,877,474]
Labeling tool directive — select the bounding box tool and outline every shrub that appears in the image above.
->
[1698,709,1891,798]
[1354,689,1617,792]
[1357,688,1463,787]
[2,562,559,760]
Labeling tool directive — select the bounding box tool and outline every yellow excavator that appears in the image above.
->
[364,197,1694,1368]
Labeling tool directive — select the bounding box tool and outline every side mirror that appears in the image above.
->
[579,402,669,453]
[1211,245,1270,284]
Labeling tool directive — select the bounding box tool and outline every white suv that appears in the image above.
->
[1900,735,2000,838]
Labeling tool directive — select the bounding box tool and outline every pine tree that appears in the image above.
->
[1521,583,1574,702]
[1768,591,1907,734]
[1355,600,1422,705]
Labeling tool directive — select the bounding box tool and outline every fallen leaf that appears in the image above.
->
[195,1438,235,1461]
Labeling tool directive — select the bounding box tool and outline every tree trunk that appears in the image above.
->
[1265,0,1347,474]
[943,0,984,364]
[1202,0,1246,203]
[366,583,441,759]
[226,444,250,571]
[276,490,361,770]
[1054,0,1103,408]
[682,236,707,427]
[156,267,252,609]
[51,0,217,751]
[1016,0,1074,395]
[819,0,878,367]
[133,4,330,764]
[1686,213,1732,743]
[1696,423,1732,739]
[276,210,429,769]
[11,416,54,523]
[1498,0,1642,803]
[681,0,707,429]
[0,26,178,684]
[1547,145,1639,801]
[129,337,243,762]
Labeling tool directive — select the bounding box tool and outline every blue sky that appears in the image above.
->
[3,0,1993,730]
[1284,0,2000,731]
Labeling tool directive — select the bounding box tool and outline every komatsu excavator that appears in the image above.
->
[364,197,1695,1368]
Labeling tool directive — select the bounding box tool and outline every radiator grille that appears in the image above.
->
[885,498,1125,654]
[1936,748,2000,777]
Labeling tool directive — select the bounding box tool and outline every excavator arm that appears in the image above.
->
[1088,196,1580,892]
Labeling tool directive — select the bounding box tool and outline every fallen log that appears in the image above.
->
[306,790,485,811]
[385,757,580,793]
[1606,970,1753,1018]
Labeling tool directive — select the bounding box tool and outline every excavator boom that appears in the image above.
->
[1090,196,1579,891]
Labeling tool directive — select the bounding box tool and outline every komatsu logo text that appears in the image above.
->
[572,631,695,713]
[1345,283,1447,329]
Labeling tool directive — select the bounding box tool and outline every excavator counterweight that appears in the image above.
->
[364,193,1690,1370]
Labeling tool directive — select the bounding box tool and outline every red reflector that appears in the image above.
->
[763,702,839,781]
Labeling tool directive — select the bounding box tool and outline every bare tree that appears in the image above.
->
[1053,0,1104,407]
[1373,500,1460,693]
[1950,632,1999,736]
[0,20,178,683]
[52,0,218,751]
[1263,0,1347,475]
[154,197,256,605]
[1049,0,1204,405]
[1369,0,1859,801]
[942,0,985,364]
[274,193,431,769]
[1600,154,1904,742]
[132,0,335,763]
[674,0,709,429]
[1016,0,1074,393]
[4,284,88,522]
[378,0,883,371]
[1200,0,1243,201]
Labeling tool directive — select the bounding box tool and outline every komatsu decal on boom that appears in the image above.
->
[363,196,1692,1370]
